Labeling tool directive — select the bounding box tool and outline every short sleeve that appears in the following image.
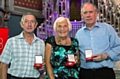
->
[45,36,54,45]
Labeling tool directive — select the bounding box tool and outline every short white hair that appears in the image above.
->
[53,17,72,32]
[21,12,37,23]
[81,2,97,14]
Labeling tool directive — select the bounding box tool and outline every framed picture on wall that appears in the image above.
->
[7,0,43,18]
[0,12,4,27]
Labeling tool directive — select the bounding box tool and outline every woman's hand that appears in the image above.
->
[74,56,80,67]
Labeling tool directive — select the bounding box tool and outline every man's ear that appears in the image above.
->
[81,14,83,20]
[20,22,23,28]
[35,22,38,28]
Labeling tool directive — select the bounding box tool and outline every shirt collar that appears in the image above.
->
[16,31,39,41]
[83,22,100,30]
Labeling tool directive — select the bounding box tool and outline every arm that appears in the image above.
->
[92,53,109,61]
[107,24,120,61]
[1,62,8,79]
[74,38,80,67]
[74,49,80,67]
[92,24,120,62]
[45,43,55,79]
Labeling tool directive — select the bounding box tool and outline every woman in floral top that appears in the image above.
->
[45,17,80,79]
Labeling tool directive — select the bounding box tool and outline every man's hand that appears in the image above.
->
[92,53,109,61]
[39,61,45,71]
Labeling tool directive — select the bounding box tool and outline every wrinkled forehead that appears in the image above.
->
[24,15,36,20]
[81,4,95,13]
[57,19,68,25]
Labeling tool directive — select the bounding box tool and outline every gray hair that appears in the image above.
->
[81,2,97,14]
[53,17,72,32]
[21,12,37,23]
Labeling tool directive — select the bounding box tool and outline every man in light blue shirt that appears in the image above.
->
[75,2,120,79]
[0,12,45,79]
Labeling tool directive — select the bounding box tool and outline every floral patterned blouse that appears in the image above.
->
[45,36,80,79]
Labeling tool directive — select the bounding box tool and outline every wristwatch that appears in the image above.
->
[105,53,110,60]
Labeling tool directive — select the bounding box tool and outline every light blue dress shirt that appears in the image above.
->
[0,32,45,78]
[75,22,120,69]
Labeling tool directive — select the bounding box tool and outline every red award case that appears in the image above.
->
[85,49,93,61]
[34,55,42,68]
[66,54,75,66]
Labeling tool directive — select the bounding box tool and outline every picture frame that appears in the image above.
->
[6,0,43,18]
